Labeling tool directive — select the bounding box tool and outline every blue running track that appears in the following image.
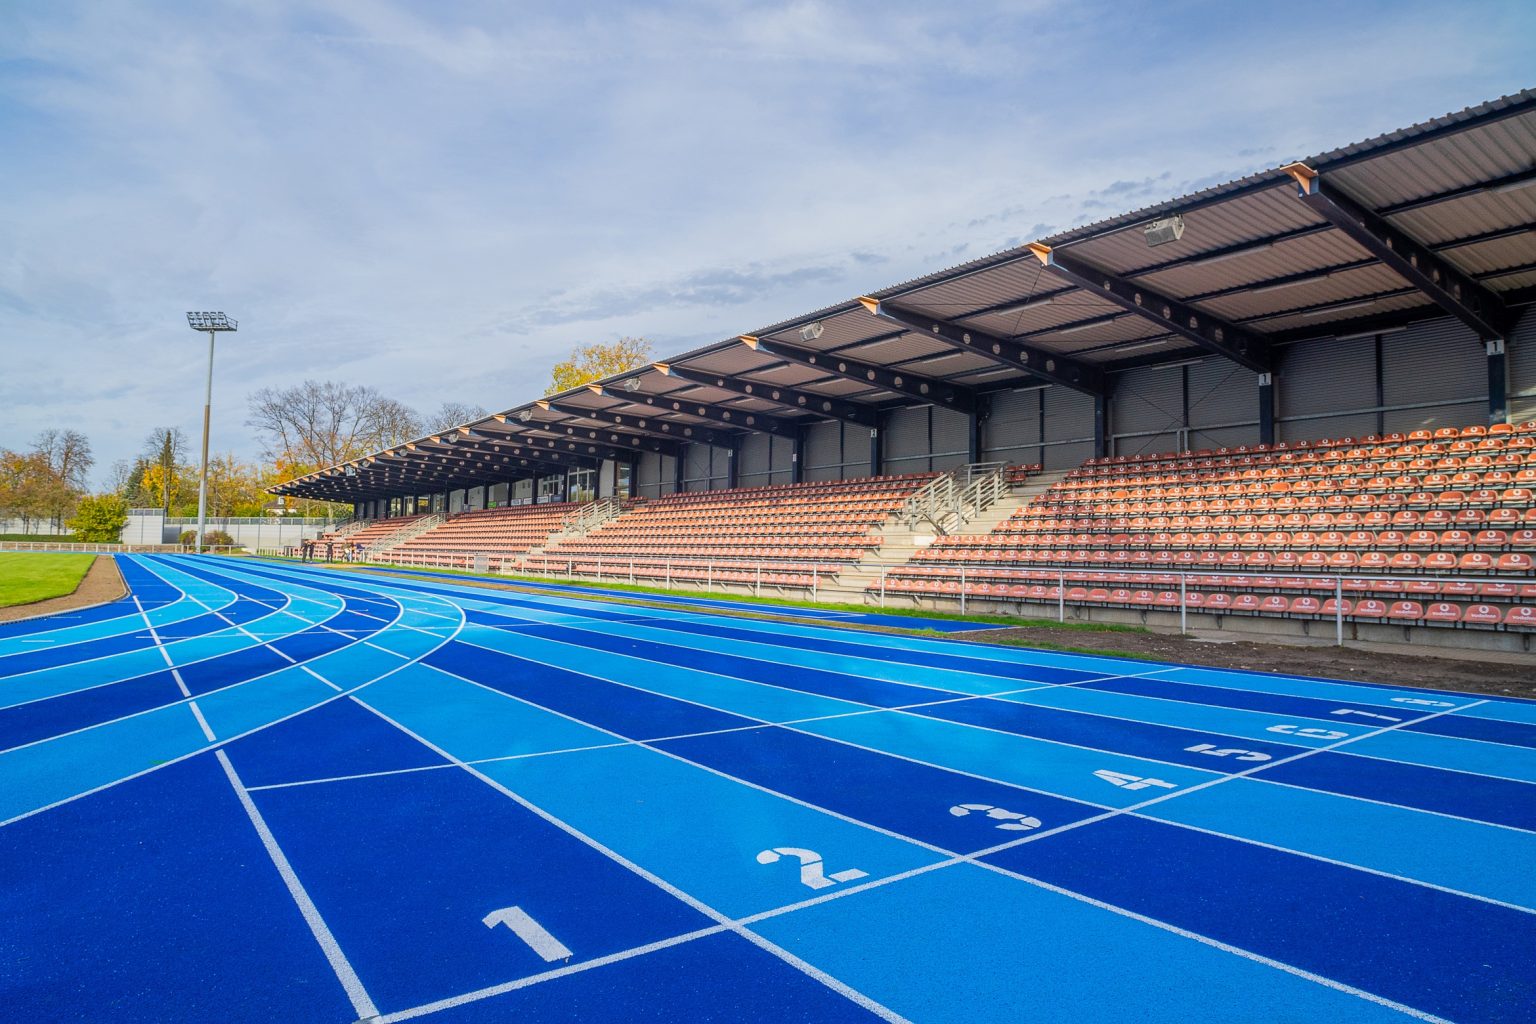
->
[2,554,1533,1023]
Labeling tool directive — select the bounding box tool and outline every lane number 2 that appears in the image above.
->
[948,803,1042,831]
[756,847,868,890]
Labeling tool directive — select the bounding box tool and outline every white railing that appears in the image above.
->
[251,541,1536,642]
[899,462,1008,534]
[560,497,624,537]
[869,564,1536,639]
[0,542,245,554]
[363,513,445,557]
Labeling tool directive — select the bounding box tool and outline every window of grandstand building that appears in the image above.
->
[536,473,565,504]
[568,466,596,504]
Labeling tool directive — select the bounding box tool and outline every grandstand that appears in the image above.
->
[274,90,1536,649]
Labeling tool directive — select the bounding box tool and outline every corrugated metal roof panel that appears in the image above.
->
[1258,291,1431,333]
[1140,230,1374,298]
[834,332,954,364]
[1068,185,1324,275]
[1330,110,1536,207]
[1391,188,1536,244]
[892,259,1056,318]
[894,350,1000,377]
[1443,234,1536,275]
[1202,264,1409,323]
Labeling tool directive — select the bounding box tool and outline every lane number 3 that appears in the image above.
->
[948,803,1042,831]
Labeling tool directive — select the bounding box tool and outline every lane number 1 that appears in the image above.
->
[482,906,573,963]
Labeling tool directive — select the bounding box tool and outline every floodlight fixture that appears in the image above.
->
[185,311,239,554]
[799,321,825,342]
[1143,215,1185,247]
[622,377,644,392]
[186,311,238,331]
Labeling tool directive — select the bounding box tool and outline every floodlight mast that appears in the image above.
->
[185,312,238,554]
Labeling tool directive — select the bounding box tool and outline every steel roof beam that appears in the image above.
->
[586,384,797,437]
[858,297,1107,396]
[1026,243,1273,373]
[476,422,664,464]
[540,397,740,447]
[654,362,880,427]
[740,335,977,414]
[483,416,681,459]
[1281,163,1515,340]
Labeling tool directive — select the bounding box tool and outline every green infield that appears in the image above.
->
[0,553,96,608]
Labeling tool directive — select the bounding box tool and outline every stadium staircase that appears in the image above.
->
[365,513,444,558]
[820,465,1047,599]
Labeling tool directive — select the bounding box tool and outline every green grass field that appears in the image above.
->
[0,533,78,542]
[0,553,96,608]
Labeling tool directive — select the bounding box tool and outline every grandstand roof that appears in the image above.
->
[276,88,1536,503]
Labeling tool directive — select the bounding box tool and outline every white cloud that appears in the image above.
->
[0,0,1530,483]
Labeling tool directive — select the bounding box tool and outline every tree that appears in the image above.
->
[247,380,424,469]
[32,429,94,493]
[67,494,129,542]
[141,428,186,515]
[423,402,488,434]
[544,337,653,395]
[0,447,72,529]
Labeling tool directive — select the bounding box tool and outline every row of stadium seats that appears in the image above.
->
[529,475,935,576]
[389,501,583,559]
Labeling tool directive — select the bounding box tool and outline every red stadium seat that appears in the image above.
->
[1504,607,1536,629]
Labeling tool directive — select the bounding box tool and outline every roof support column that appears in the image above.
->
[672,449,685,494]
[726,441,739,490]
[791,426,805,484]
[1258,372,1276,447]
[1093,393,1110,460]
[1488,339,1509,425]
[967,408,982,464]
[869,419,883,478]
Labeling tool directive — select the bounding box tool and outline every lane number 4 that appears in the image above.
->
[1094,770,1178,792]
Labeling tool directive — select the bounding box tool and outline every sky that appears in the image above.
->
[2,0,1532,487]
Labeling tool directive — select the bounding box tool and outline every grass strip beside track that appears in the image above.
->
[298,559,1147,634]
[0,553,95,608]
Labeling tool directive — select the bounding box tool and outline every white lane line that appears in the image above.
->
[134,595,215,744]
[347,699,911,1024]
[344,649,1459,1022]
[215,750,379,1021]
[0,571,460,830]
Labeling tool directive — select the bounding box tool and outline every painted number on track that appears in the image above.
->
[482,906,572,962]
[1094,770,1178,792]
[1330,709,1402,722]
[1267,725,1348,740]
[1391,697,1456,708]
[756,847,868,890]
[1185,743,1271,762]
[949,803,1042,831]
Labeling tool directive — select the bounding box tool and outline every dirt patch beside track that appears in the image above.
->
[0,556,127,624]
